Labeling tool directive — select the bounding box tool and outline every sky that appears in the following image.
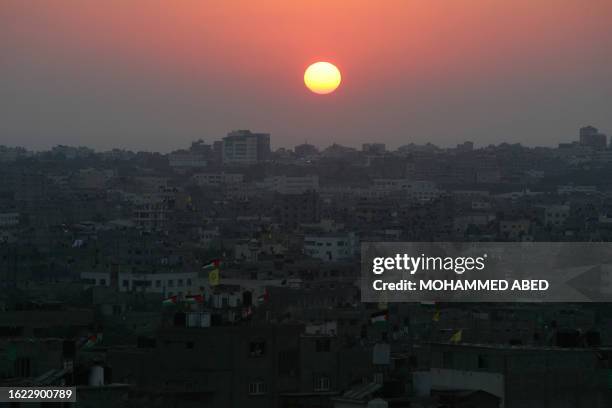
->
[1,0,612,152]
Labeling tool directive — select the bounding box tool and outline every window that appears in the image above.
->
[14,357,31,377]
[133,280,151,288]
[112,305,122,316]
[186,278,192,286]
[478,354,489,369]
[178,279,184,286]
[248,381,267,395]
[122,280,129,288]
[168,280,174,287]
[314,375,331,392]
[315,338,331,352]
[249,340,266,357]
[442,351,454,369]
[99,279,106,285]
[278,349,298,376]
[155,280,161,288]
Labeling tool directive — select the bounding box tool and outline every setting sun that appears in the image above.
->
[304,62,341,95]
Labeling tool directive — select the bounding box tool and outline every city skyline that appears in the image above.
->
[3,3,612,407]
[2,0,612,151]
[0,124,608,154]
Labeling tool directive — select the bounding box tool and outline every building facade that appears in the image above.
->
[222,130,271,165]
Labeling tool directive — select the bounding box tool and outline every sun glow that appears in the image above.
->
[304,62,341,95]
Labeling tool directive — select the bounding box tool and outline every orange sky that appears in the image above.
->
[1,0,612,150]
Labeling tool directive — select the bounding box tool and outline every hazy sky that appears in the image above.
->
[1,0,612,152]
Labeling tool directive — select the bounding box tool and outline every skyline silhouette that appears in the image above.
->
[1,0,612,151]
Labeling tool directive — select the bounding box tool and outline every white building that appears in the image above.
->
[594,150,612,163]
[134,176,169,191]
[494,190,544,201]
[476,169,501,184]
[234,239,287,262]
[372,179,442,202]
[193,172,244,186]
[540,204,570,226]
[407,181,443,202]
[372,178,413,191]
[198,227,220,247]
[168,152,207,168]
[499,219,531,240]
[557,185,598,195]
[0,213,19,228]
[81,272,111,287]
[132,196,170,231]
[259,175,319,194]
[81,271,200,298]
[471,201,492,210]
[303,233,358,261]
[451,190,490,199]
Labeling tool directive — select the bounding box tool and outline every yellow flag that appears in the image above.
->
[208,268,220,286]
[449,330,462,343]
[432,310,441,322]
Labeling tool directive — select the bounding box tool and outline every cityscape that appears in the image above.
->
[2,125,612,407]
[3,0,612,406]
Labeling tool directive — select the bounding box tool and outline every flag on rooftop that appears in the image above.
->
[257,288,269,304]
[202,259,221,271]
[83,333,102,349]
[162,295,177,306]
[185,294,204,304]
[370,310,388,325]
[449,330,463,343]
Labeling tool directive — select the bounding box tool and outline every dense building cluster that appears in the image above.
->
[1,126,612,407]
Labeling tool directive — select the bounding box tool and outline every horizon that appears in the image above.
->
[3,3,612,407]
[0,124,605,155]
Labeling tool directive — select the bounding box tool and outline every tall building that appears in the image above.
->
[456,141,474,152]
[579,125,607,150]
[222,130,271,165]
[212,140,224,164]
[276,190,320,229]
[294,143,319,157]
[362,143,386,154]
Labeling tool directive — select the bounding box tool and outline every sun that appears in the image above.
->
[304,62,341,95]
